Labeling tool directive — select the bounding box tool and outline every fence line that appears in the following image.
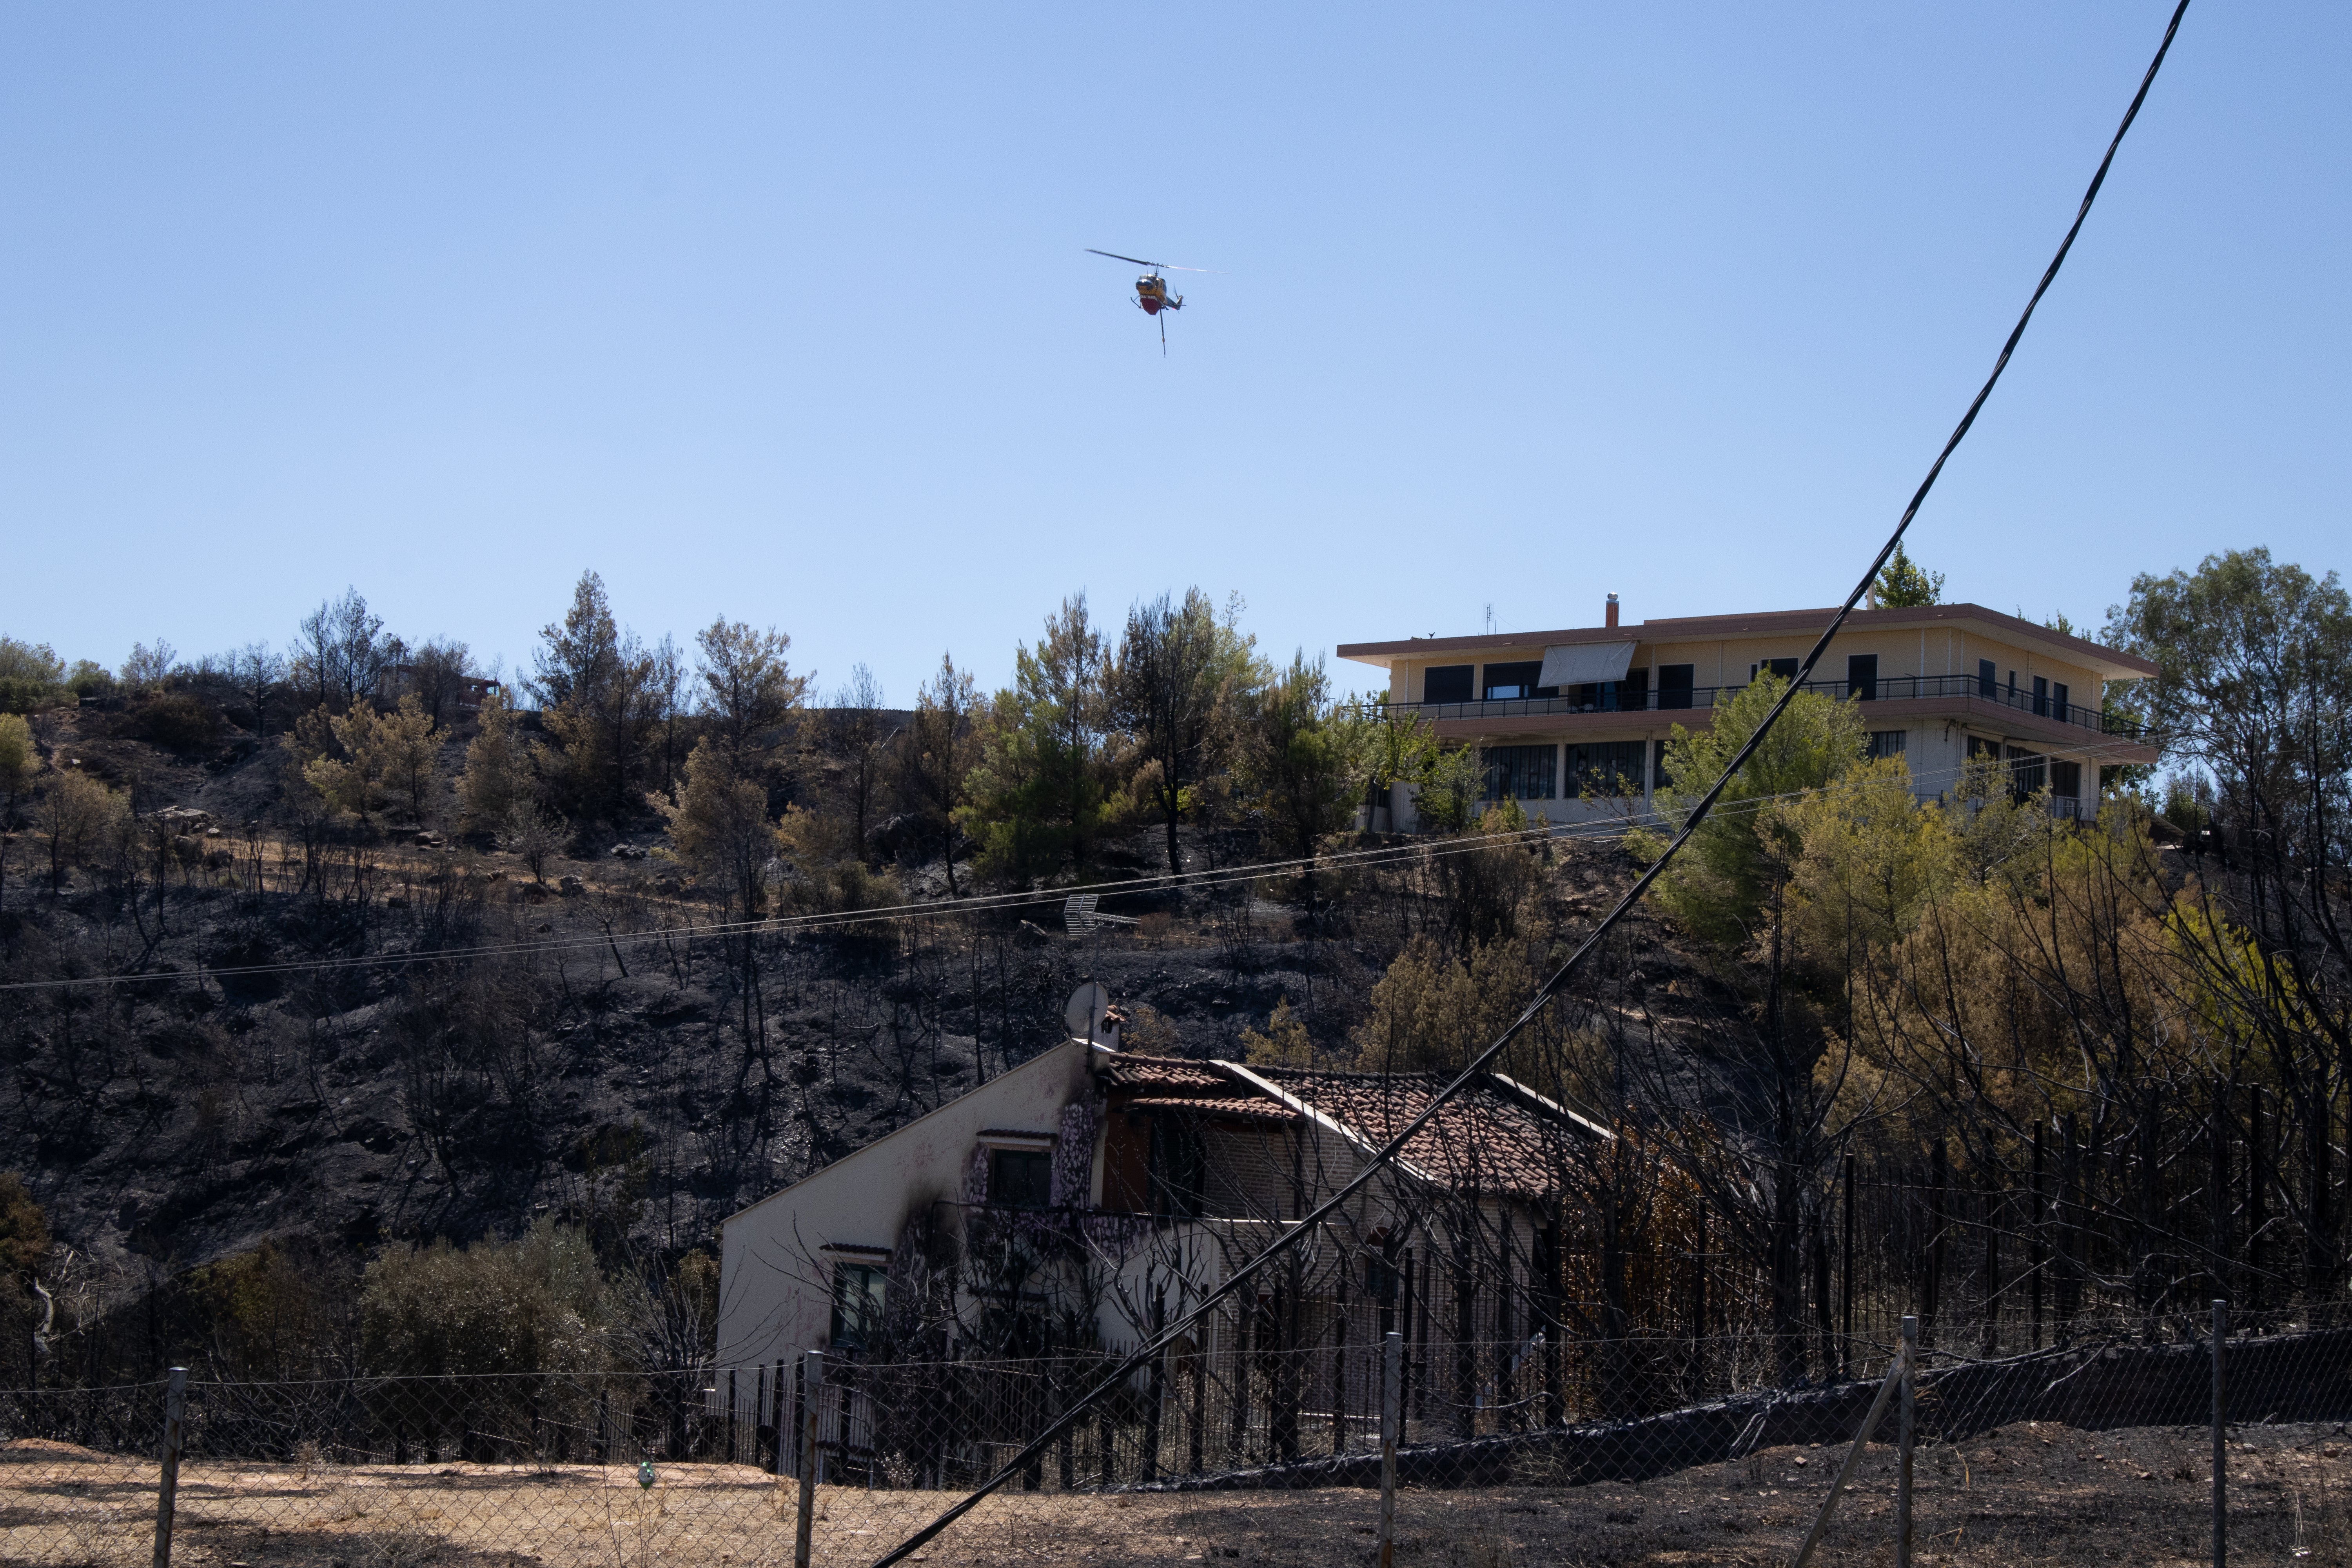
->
[9,1313,2352,1566]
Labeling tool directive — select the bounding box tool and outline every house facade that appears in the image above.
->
[1339,596,2161,829]
[713,1033,1614,1478]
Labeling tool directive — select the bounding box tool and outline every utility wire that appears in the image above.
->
[869,5,2192,1561]
[0,730,2129,995]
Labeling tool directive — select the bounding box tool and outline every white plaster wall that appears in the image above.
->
[1909,722,1969,802]
[716,1037,1098,1372]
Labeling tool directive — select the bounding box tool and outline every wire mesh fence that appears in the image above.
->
[17,1315,2352,1565]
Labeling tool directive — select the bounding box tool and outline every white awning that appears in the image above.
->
[1538,641,1637,686]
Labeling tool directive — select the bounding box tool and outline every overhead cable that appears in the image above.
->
[870,4,2195,1560]
[0,730,2131,995]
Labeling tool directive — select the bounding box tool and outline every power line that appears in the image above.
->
[870,2,2195,1558]
[0,731,2126,995]
[0,731,2130,995]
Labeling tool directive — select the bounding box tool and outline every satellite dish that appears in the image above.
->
[1065,982,1112,1043]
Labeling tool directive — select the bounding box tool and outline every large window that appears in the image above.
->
[1652,739,1674,790]
[1867,730,1907,760]
[1480,744,1557,801]
[2050,759,2082,800]
[2052,682,2071,720]
[830,1263,886,1350]
[1481,661,1544,701]
[2005,745,2046,802]
[1563,668,1648,712]
[989,1147,1054,1209]
[1978,659,1997,699]
[1656,664,1695,710]
[1749,657,1800,684]
[1565,740,1646,797]
[1422,664,1473,704]
[1847,654,1878,701]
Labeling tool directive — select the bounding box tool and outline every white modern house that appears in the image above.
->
[1339,595,2161,829]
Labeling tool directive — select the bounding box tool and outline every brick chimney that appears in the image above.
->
[1605,593,1620,629]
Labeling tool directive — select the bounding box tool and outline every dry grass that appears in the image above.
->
[11,1421,2352,1567]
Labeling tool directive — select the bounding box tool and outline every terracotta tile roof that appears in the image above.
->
[1093,1052,1602,1197]
[1122,1094,1300,1124]
[1243,1067,1601,1199]
[1097,1053,1234,1092]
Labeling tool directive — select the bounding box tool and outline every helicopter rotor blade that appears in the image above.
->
[1086,248,1221,273]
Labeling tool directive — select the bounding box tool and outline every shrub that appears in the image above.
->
[360,1220,615,1377]
[0,637,68,714]
[65,660,114,700]
[127,693,224,754]
[0,678,64,715]
[0,714,33,819]
[0,1174,51,1388]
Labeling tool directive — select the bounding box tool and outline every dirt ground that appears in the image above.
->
[11,1421,2352,1567]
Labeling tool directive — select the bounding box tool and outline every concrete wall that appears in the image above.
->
[716,1036,1098,1372]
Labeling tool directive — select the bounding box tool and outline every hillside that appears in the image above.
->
[0,699,1717,1373]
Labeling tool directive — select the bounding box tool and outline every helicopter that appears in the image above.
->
[1086,249,1212,353]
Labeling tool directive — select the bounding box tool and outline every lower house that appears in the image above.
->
[713,1032,1626,1481]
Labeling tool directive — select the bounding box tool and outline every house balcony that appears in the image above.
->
[1367,674,2151,745]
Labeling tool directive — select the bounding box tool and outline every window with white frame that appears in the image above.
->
[830,1263,886,1350]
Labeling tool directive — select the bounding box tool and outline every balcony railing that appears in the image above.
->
[1368,673,2149,740]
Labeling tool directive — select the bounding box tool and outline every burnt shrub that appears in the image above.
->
[125,693,224,753]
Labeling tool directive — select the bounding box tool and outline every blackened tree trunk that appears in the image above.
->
[1924,1143,1946,1347]
[1538,1218,1564,1426]
[1228,1300,1251,1465]
[1141,1294,1167,1482]
[1269,1281,1299,1465]
[1452,1233,1476,1438]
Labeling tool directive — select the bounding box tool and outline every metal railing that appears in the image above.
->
[1369,674,2149,740]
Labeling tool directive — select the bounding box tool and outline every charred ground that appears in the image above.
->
[0,704,1724,1372]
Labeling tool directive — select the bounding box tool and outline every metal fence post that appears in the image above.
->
[151,1366,186,1568]
[795,1351,823,1568]
[1790,1337,1909,1568]
[1377,1330,1401,1568]
[1896,1316,1916,1568]
[2213,1299,2227,1568]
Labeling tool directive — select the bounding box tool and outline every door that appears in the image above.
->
[1846,654,1878,702]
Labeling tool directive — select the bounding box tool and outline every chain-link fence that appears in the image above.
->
[15,1314,2352,1565]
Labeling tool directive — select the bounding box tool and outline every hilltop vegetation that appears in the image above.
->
[1,546,2348,1394]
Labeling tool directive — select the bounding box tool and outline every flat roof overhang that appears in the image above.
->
[1339,603,2158,682]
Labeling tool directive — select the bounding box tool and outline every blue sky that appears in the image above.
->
[2,3,2343,703]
